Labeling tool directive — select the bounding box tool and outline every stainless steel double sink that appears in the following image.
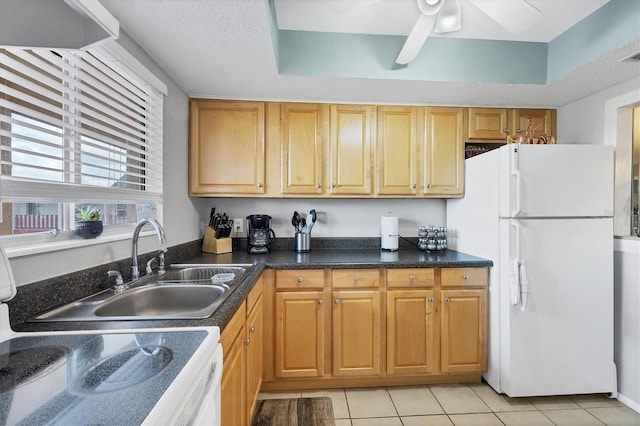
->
[30,264,254,321]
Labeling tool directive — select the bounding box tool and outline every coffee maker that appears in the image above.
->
[246,214,276,254]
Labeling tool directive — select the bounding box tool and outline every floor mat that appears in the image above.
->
[252,397,335,426]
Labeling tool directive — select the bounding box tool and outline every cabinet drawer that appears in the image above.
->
[247,277,263,314]
[332,269,380,288]
[387,268,434,288]
[441,268,488,287]
[276,270,325,290]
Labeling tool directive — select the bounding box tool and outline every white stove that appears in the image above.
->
[0,248,222,425]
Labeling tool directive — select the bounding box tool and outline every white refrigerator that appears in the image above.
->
[447,144,616,397]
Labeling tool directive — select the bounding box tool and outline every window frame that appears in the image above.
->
[0,44,166,257]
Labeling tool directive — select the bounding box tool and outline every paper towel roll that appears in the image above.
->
[380,216,398,251]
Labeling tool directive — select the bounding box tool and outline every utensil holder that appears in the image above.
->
[295,232,310,253]
[202,226,232,254]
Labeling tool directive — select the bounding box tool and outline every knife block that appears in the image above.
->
[202,226,232,254]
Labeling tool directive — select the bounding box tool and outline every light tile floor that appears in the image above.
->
[258,382,640,425]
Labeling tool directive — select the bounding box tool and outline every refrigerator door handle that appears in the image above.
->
[513,170,522,217]
[511,146,522,217]
[510,220,522,306]
[520,260,530,312]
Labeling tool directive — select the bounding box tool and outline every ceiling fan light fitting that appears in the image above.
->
[417,0,444,16]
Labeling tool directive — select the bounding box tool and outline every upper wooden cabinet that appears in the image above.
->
[467,107,556,141]
[280,103,326,195]
[189,99,554,198]
[376,106,419,195]
[512,109,556,138]
[189,100,265,195]
[467,108,510,140]
[423,107,464,196]
[329,104,375,195]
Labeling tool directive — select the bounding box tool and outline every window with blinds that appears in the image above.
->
[0,47,163,239]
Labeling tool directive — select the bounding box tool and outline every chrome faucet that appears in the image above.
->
[131,218,167,280]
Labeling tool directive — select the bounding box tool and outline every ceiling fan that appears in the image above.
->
[396,0,542,65]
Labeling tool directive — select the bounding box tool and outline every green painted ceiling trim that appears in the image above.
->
[268,0,639,85]
[265,0,280,70]
[278,30,547,84]
[547,0,640,82]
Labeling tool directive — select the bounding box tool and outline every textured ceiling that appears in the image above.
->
[100,0,640,108]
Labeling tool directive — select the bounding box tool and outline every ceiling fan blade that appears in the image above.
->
[434,0,461,33]
[468,0,541,34]
[395,13,436,65]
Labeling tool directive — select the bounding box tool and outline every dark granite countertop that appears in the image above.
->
[12,247,491,334]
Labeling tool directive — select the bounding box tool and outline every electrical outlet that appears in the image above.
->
[233,218,243,234]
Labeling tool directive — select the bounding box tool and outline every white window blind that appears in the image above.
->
[0,47,163,204]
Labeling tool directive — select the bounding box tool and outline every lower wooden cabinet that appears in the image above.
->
[386,290,435,375]
[274,290,325,378]
[263,266,488,390]
[332,290,381,376]
[440,289,487,373]
[221,278,263,426]
[246,292,263,422]
[221,300,246,426]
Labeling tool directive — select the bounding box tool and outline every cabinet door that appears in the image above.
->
[387,290,435,375]
[189,100,265,195]
[423,107,464,195]
[221,305,246,426]
[332,290,381,376]
[281,103,325,194]
[246,295,263,423]
[376,106,418,195]
[440,289,487,373]
[467,108,509,140]
[330,104,375,195]
[512,109,555,138]
[275,291,325,378]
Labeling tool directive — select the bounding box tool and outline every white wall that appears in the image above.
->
[558,76,640,411]
[8,31,201,285]
[196,198,446,240]
[557,76,640,145]
[614,240,640,412]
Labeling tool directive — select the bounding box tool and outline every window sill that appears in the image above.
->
[3,229,157,259]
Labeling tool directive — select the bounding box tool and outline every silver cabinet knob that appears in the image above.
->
[412,183,417,189]
[317,183,322,189]
[297,277,303,283]
[353,276,360,282]
[332,183,336,188]
[257,182,263,188]
[334,299,340,304]
[409,275,416,281]
[244,337,251,345]
[428,297,434,303]
[503,128,509,134]
[444,297,450,303]
[249,326,255,334]
[318,299,323,305]
[426,183,432,188]
[463,274,469,280]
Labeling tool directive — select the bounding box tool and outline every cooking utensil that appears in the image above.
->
[208,207,216,227]
[307,209,317,233]
[292,211,300,232]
